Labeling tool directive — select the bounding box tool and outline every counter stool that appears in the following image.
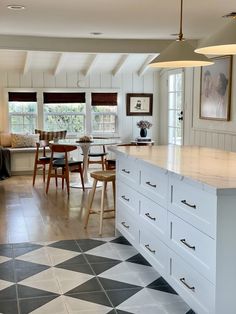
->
[84,170,116,235]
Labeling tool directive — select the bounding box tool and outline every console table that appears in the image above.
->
[109,145,236,314]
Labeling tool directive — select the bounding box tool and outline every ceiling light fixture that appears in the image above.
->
[195,15,236,55]
[149,0,213,68]
[7,5,25,10]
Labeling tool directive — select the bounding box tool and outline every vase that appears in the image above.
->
[140,128,147,138]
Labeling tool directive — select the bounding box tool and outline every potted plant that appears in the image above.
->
[136,120,152,137]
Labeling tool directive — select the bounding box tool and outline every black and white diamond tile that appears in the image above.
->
[0,237,195,314]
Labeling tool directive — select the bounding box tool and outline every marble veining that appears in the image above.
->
[109,145,236,190]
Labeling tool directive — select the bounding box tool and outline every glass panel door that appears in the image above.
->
[168,70,184,145]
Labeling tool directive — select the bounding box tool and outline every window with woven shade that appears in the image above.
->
[91,93,118,133]
[43,92,86,134]
[8,92,37,133]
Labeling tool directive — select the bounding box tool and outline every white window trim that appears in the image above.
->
[5,88,120,137]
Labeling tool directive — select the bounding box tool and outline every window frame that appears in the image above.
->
[8,101,38,133]
[5,89,120,137]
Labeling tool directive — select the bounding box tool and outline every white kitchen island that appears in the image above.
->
[109,144,236,314]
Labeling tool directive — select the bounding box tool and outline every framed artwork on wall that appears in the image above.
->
[126,93,153,116]
[200,55,232,121]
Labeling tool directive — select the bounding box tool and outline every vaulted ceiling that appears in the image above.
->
[0,0,234,75]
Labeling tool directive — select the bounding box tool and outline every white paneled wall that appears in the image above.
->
[0,71,159,143]
[159,57,236,152]
[184,56,236,152]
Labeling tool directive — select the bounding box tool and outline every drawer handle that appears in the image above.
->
[121,195,130,202]
[146,181,157,188]
[180,277,195,291]
[145,244,156,254]
[121,221,130,229]
[180,239,196,251]
[145,212,156,221]
[122,169,130,174]
[181,200,196,209]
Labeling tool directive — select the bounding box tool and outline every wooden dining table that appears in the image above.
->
[57,137,120,189]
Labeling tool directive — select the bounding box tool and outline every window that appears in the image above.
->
[91,93,117,133]
[168,70,184,145]
[8,92,37,133]
[43,92,86,133]
[44,103,85,133]
[7,91,119,135]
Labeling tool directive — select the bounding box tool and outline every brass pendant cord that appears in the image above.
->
[178,0,184,41]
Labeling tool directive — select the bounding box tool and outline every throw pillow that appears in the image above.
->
[11,133,40,148]
[0,133,12,147]
[35,129,67,141]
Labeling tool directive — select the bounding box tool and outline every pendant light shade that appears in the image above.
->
[149,40,214,68]
[149,0,213,68]
[195,19,236,55]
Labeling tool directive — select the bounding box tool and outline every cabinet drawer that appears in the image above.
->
[169,251,214,314]
[140,162,168,207]
[139,228,168,276]
[169,177,217,238]
[168,212,215,283]
[117,181,139,214]
[117,155,139,187]
[140,194,167,243]
[116,207,139,246]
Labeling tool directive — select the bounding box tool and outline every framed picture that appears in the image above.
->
[126,93,153,116]
[200,55,232,121]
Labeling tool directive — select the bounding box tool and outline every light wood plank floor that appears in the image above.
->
[0,174,115,244]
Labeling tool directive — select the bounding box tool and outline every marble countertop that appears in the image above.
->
[109,145,236,190]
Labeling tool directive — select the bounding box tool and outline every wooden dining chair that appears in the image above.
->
[46,144,84,195]
[32,140,50,186]
[87,144,107,170]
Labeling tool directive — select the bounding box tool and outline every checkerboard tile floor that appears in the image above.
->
[0,236,195,314]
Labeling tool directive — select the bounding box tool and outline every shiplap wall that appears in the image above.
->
[185,57,236,152]
[0,71,159,143]
[159,57,236,152]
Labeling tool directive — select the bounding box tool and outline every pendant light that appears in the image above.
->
[149,0,214,68]
[195,17,236,55]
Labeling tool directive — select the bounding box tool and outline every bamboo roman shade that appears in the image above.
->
[43,92,86,103]
[8,92,37,102]
[91,93,117,106]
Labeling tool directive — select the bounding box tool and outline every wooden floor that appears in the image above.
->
[0,173,115,244]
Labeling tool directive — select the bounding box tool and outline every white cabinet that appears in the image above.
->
[114,149,236,314]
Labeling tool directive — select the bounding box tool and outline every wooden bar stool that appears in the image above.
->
[84,170,116,235]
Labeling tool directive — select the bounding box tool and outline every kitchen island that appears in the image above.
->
[109,145,236,314]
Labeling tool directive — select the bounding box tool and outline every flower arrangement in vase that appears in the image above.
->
[136,120,152,137]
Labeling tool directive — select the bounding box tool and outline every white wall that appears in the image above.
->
[185,56,236,151]
[0,71,159,144]
[159,57,236,152]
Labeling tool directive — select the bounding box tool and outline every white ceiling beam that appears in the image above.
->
[53,53,66,75]
[23,51,32,74]
[137,54,158,76]
[0,35,199,54]
[83,54,98,77]
[112,54,129,76]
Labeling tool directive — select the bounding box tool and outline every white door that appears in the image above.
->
[167,70,184,145]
